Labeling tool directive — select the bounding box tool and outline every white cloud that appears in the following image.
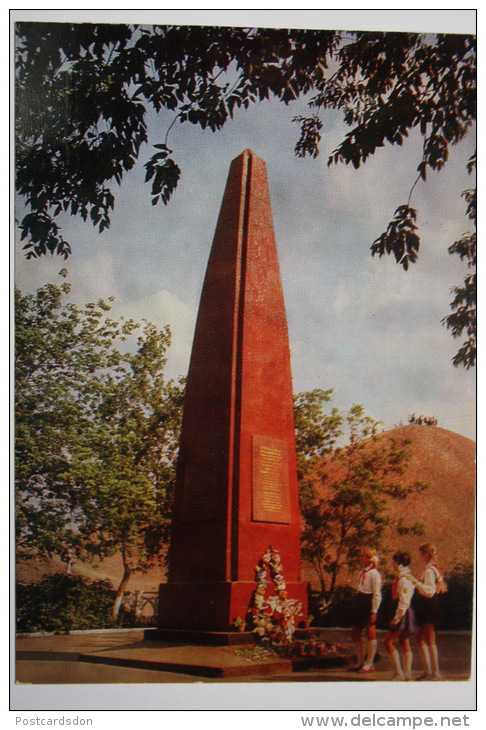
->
[110,290,196,380]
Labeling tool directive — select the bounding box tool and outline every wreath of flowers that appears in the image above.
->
[250,545,303,645]
[243,545,344,660]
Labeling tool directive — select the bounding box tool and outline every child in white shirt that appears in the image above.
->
[350,547,382,674]
[384,551,415,680]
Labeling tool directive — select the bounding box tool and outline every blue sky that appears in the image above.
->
[14,9,477,441]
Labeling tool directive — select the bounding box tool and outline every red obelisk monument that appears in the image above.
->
[158,149,307,631]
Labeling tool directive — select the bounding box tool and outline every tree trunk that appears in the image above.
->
[113,559,132,621]
[329,551,342,596]
[315,563,327,594]
[329,518,347,596]
[329,570,337,597]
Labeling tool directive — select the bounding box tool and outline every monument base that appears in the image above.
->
[145,626,319,646]
[144,627,258,646]
[158,580,308,632]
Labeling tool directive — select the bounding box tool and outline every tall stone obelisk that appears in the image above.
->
[158,150,307,631]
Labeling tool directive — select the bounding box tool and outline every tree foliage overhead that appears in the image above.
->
[15,23,337,259]
[15,23,476,366]
[442,154,476,369]
[15,272,185,615]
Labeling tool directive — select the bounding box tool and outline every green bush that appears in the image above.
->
[308,586,356,628]
[440,563,474,631]
[310,583,396,629]
[16,573,135,633]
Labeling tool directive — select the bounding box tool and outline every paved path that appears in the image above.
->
[16,628,472,685]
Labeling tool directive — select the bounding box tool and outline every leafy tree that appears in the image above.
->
[296,399,427,597]
[15,272,184,617]
[442,155,476,369]
[293,388,339,480]
[15,23,476,365]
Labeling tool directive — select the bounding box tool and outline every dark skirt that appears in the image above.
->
[396,605,416,633]
[413,592,441,626]
[354,592,374,625]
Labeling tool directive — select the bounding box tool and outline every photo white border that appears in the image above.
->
[7,6,479,720]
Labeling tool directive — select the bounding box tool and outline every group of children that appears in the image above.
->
[350,543,445,681]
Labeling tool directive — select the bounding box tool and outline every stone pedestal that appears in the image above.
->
[158,580,308,631]
[158,150,307,631]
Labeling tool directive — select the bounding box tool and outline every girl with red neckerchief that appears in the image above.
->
[350,547,382,674]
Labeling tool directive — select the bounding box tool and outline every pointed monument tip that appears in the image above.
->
[235,148,262,161]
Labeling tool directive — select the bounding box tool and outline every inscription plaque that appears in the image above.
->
[252,435,291,523]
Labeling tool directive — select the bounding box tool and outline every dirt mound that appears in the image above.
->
[379,425,475,572]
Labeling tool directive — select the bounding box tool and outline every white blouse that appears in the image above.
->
[358,565,382,614]
[393,565,415,623]
[413,561,439,598]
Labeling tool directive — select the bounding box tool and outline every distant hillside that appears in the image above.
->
[17,425,475,593]
[380,425,475,571]
[302,424,476,588]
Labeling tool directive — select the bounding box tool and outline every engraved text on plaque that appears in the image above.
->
[252,435,291,523]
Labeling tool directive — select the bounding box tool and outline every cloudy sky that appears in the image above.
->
[14,9,477,441]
